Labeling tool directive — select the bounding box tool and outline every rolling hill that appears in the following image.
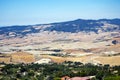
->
[0,19,120,39]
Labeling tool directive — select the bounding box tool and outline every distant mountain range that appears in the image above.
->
[0,19,120,38]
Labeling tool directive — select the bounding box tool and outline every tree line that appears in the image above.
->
[0,61,120,80]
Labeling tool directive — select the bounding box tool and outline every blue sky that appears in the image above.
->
[0,0,120,26]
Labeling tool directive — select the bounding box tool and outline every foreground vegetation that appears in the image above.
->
[0,61,120,80]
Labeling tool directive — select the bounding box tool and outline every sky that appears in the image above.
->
[0,0,120,26]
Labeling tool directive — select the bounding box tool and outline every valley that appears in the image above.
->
[0,19,120,66]
[0,19,120,80]
[0,32,120,66]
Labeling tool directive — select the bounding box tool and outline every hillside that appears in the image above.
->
[0,19,120,65]
[0,19,120,39]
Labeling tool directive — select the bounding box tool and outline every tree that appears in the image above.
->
[112,40,118,45]
[96,71,104,80]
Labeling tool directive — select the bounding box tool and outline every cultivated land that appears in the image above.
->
[0,19,120,65]
[0,31,120,66]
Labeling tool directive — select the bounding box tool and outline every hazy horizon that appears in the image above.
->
[1,18,120,27]
[0,0,120,26]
